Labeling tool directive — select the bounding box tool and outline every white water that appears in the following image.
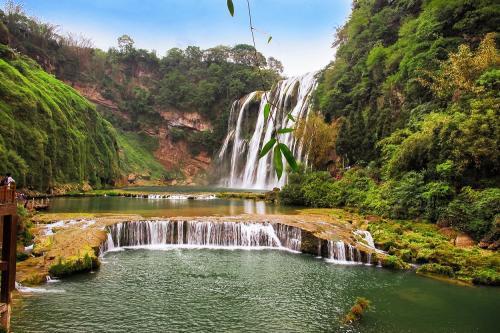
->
[326,240,370,265]
[217,72,318,190]
[100,220,378,265]
[355,230,375,248]
[100,220,302,254]
[15,282,65,293]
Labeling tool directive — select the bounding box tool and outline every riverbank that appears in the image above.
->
[300,208,499,286]
[19,186,271,201]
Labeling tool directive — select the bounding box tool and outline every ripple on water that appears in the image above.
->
[12,249,500,333]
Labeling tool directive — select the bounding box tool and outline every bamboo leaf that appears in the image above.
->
[274,145,283,179]
[277,128,294,134]
[264,103,271,121]
[279,143,298,172]
[259,138,276,158]
[287,113,295,122]
[268,36,272,44]
[227,0,234,16]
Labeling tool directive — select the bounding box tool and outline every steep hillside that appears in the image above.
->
[284,0,499,246]
[0,7,283,181]
[0,45,120,190]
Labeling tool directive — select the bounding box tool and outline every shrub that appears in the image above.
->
[417,263,455,277]
[381,255,409,270]
[472,269,500,286]
[342,297,371,324]
[49,248,99,277]
[440,187,500,241]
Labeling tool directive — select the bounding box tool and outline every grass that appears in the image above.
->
[115,131,168,180]
[369,219,500,286]
[0,46,120,190]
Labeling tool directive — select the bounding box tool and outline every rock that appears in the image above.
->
[128,174,137,184]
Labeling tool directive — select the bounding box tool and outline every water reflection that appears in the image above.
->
[48,197,297,217]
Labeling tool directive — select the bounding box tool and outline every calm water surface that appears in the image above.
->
[48,196,298,217]
[12,249,499,333]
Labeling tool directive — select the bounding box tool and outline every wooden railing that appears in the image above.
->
[0,185,16,205]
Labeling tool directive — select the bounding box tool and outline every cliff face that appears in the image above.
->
[71,81,213,185]
[155,109,213,185]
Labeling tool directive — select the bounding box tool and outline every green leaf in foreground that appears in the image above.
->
[268,36,273,44]
[279,143,298,172]
[274,145,283,179]
[259,138,276,158]
[287,113,295,122]
[227,0,234,16]
[264,103,271,121]
[277,128,294,134]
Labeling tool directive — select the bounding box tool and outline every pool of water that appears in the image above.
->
[12,249,499,332]
[48,196,298,217]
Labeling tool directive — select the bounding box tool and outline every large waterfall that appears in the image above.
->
[217,72,318,189]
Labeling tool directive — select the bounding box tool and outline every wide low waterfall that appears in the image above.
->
[217,72,318,190]
[101,220,302,253]
[100,220,376,265]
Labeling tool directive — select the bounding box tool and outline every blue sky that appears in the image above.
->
[20,0,352,76]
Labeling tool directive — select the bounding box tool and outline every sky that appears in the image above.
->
[20,0,352,76]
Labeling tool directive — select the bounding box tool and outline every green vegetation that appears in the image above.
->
[115,131,168,180]
[0,44,120,190]
[48,246,99,277]
[342,297,371,324]
[369,219,499,285]
[283,0,499,249]
[0,5,283,154]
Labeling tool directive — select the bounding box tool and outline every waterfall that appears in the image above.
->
[355,230,375,248]
[99,221,378,265]
[326,241,367,265]
[100,220,302,253]
[217,72,318,190]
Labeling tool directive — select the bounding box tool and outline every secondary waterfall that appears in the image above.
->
[100,220,302,253]
[326,241,366,265]
[100,220,377,265]
[217,72,318,190]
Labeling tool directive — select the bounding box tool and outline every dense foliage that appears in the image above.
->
[0,44,120,190]
[369,219,499,285]
[0,5,282,153]
[284,0,499,244]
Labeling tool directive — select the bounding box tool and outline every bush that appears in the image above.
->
[342,297,371,324]
[381,255,409,270]
[472,269,500,286]
[49,249,99,277]
[440,187,500,241]
[417,263,455,277]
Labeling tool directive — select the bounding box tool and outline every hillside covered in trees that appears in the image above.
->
[284,0,499,247]
[0,2,283,187]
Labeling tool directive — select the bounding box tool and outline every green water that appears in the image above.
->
[48,196,297,217]
[12,249,499,333]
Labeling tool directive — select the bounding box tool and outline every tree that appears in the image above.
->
[117,34,134,53]
[267,56,284,74]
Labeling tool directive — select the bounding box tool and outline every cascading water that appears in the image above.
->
[326,240,366,265]
[217,72,318,189]
[100,220,302,253]
[100,220,376,265]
